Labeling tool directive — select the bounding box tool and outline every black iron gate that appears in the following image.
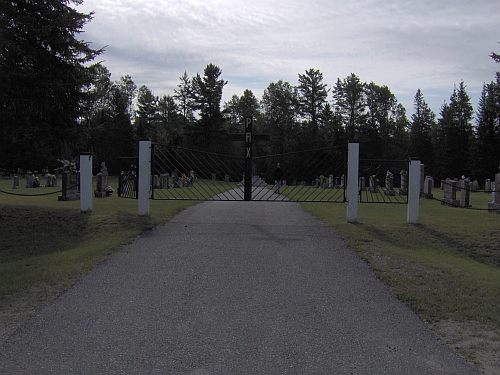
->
[150,143,347,202]
[118,157,138,199]
[359,159,409,203]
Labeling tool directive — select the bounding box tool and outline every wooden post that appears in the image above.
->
[138,139,151,216]
[79,153,93,213]
[408,159,421,224]
[347,142,359,223]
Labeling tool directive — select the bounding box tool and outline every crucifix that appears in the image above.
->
[228,116,270,201]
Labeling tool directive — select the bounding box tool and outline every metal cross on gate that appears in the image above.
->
[228,116,270,201]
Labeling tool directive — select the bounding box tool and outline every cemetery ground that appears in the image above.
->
[0,177,499,373]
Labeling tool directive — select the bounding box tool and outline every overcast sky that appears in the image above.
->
[76,0,500,118]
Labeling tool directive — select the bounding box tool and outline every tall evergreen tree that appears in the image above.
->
[392,104,410,160]
[364,83,398,159]
[333,73,366,141]
[135,85,158,140]
[156,95,182,145]
[174,71,195,124]
[190,63,227,151]
[297,68,329,134]
[473,83,500,181]
[261,80,299,155]
[435,82,474,179]
[87,83,135,174]
[0,0,103,170]
[409,89,435,172]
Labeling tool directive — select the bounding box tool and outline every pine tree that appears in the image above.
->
[297,68,329,134]
[135,85,158,140]
[174,71,195,124]
[333,73,367,142]
[409,89,435,173]
[0,0,103,169]
[261,80,299,155]
[190,63,227,151]
[156,95,183,145]
[435,82,474,179]
[473,83,500,181]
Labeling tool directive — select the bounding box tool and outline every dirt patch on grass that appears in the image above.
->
[0,287,62,346]
[431,320,500,375]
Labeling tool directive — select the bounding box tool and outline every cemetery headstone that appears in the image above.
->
[25,173,34,188]
[420,164,425,195]
[369,175,378,193]
[58,171,80,201]
[487,172,500,213]
[94,162,110,197]
[12,175,20,189]
[384,171,395,196]
[359,176,366,191]
[160,173,169,189]
[399,170,408,195]
[423,176,433,199]
[485,179,491,193]
[441,179,459,207]
[460,180,471,208]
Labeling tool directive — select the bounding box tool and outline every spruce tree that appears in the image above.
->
[436,82,474,179]
[409,89,435,173]
[0,0,103,170]
[190,63,227,152]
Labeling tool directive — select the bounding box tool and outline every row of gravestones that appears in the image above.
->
[422,173,500,212]
[12,174,58,189]
[11,162,113,201]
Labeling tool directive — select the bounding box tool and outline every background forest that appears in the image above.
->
[1,0,499,184]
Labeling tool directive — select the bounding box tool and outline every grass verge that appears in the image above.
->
[0,177,197,341]
[1,178,499,371]
[301,192,500,371]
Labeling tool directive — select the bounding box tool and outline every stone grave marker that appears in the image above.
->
[399,170,408,195]
[384,171,395,196]
[12,175,20,189]
[94,162,110,197]
[440,179,459,207]
[460,180,471,208]
[488,173,500,213]
[25,173,34,188]
[485,179,491,193]
[423,176,433,199]
[369,175,378,193]
[58,171,79,201]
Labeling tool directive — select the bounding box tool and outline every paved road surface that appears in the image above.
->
[0,202,479,374]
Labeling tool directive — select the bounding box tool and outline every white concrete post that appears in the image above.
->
[138,139,151,216]
[407,159,421,224]
[79,153,93,213]
[347,142,359,223]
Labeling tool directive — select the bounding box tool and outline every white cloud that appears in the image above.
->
[78,0,500,115]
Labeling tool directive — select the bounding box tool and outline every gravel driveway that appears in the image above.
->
[0,201,479,374]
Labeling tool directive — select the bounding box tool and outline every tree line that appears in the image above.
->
[1,0,499,183]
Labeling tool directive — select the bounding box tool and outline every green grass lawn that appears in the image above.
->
[0,176,197,322]
[1,176,499,367]
[302,194,500,327]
